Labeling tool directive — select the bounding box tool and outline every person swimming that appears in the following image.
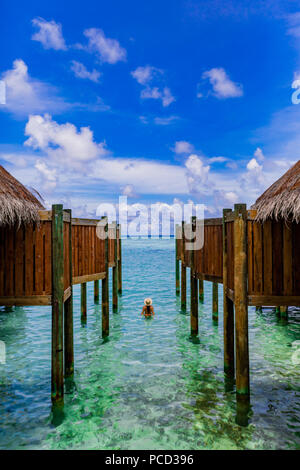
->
[141,298,155,318]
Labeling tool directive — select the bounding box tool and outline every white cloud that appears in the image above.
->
[24,114,109,169]
[131,66,162,85]
[121,184,138,198]
[202,67,243,99]
[92,158,188,195]
[141,86,175,107]
[208,156,228,163]
[173,141,194,154]
[154,115,179,125]
[32,17,67,50]
[241,157,266,202]
[286,12,300,38]
[1,59,68,116]
[161,87,175,107]
[253,147,265,162]
[70,61,101,83]
[82,28,127,64]
[185,154,211,196]
[35,159,58,191]
[246,157,262,171]
[132,65,175,107]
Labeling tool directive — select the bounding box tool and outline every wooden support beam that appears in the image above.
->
[94,280,99,302]
[51,204,64,403]
[234,204,250,399]
[190,216,198,336]
[223,209,234,380]
[73,272,105,285]
[212,282,218,322]
[175,225,180,296]
[181,221,186,311]
[64,209,74,378]
[113,222,118,312]
[81,283,87,320]
[102,218,109,337]
[249,296,300,307]
[117,224,122,294]
[199,279,204,303]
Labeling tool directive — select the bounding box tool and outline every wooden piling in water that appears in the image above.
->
[234,204,250,399]
[113,222,118,312]
[223,208,235,379]
[102,218,109,337]
[199,279,204,303]
[280,306,288,318]
[81,283,87,320]
[117,224,122,294]
[175,225,180,296]
[212,282,218,321]
[64,209,74,378]
[190,216,198,335]
[94,280,99,302]
[181,221,186,311]
[51,204,64,403]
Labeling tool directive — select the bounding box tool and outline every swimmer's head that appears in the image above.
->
[144,298,152,306]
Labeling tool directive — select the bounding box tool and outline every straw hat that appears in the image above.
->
[144,298,152,306]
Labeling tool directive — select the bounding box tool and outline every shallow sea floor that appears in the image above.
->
[0,238,299,450]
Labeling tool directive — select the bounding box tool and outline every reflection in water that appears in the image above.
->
[0,240,299,450]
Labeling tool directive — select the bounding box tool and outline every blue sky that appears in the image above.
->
[1,0,300,217]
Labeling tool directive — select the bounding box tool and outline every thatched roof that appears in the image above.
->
[0,165,44,227]
[252,160,300,223]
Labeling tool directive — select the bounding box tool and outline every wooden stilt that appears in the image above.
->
[113,221,118,312]
[212,282,218,322]
[64,209,74,378]
[175,225,180,296]
[181,221,186,311]
[234,204,250,399]
[94,280,99,302]
[81,283,87,320]
[199,279,204,303]
[280,306,288,318]
[117,224,122,294]
[102,218,109,337]
[190,216,198,336]
[223,208,234,380]
[51,204,64,403]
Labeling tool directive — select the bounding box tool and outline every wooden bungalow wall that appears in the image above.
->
[177,215,300,304]
[0,222,52,299]
[176,220,223,282]
[247,219,300,297]
[72,223,105,282]
[194,220,223,282]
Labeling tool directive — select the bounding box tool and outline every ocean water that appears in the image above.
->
[0,238,299,450]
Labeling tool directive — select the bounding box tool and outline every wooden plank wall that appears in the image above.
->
[178,219,223,281]
[247,220,299,296]
[0,222,52,297]
[72,224,105,278]
[195,222,223,280]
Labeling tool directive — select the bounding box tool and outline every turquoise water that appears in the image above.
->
[0,238,299,450]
